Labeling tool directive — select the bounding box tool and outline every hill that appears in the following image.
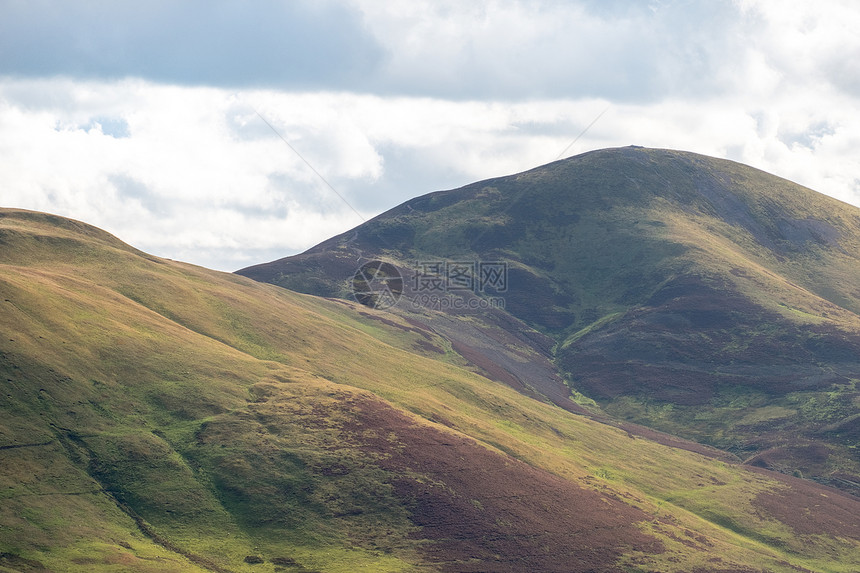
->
[238,146,860,496]
[2,207,860,571]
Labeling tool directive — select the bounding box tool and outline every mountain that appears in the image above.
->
[2,207,860,571]
[238,146,860,497]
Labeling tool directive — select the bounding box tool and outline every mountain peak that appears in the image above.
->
[3,183,860,570]
[239,148,860,498]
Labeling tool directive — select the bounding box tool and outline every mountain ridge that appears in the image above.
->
[238,146,860,496]
[3,205,860,571]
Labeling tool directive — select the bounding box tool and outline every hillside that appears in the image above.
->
[238,146,860,496]
[2,208,860,571]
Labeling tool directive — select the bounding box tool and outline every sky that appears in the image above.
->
[2,0,860,271]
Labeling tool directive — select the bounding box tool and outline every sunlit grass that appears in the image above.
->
[1,207,858,571]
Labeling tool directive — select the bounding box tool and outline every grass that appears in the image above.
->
[560,311,624,349]
[241,150,860,491]
[383,148,860,492]
[0,206,859,571]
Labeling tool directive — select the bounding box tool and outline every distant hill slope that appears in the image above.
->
[3,208,860,571]
[238,146,860,495]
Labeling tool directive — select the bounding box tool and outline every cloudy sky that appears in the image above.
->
[2,0,859,271]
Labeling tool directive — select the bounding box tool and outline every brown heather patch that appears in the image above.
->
[335,395,664,572]
[748,467,860,540]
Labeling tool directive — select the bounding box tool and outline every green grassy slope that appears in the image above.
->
[1,208,859,572]
[238,146,860,494]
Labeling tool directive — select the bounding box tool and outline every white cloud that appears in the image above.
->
[349,0,757,100]
[3,77,860,272]
[1,2,860,270]
[739,0,860,98]
[0,80,374,270]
